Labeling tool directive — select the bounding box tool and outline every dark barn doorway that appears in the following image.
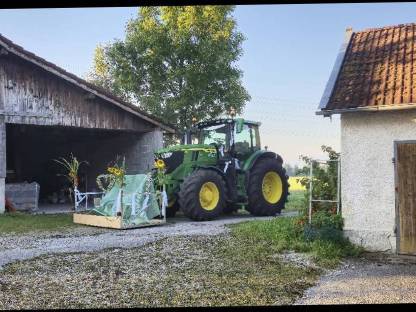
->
[5,123,140,212]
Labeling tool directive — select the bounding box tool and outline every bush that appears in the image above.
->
[296,145,340,213]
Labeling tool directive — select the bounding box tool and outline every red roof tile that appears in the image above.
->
[320,23,416,113]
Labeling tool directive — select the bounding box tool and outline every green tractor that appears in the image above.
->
[153,118,290,221]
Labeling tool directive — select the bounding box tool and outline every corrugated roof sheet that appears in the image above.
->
[0,33,175,133]
[321,23,416,113]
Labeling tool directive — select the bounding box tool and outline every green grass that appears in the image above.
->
[229,216,363,268]
[285,190,306,213]
[0,212,78,234]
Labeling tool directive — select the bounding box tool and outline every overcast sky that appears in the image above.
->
[1,3,416,165]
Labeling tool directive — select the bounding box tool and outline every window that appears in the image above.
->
[234,124,251,155]
[199,124,229,148]
[234,124,261,155]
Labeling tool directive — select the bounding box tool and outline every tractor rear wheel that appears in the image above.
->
[246,157,289,216]
[178,169,227,221]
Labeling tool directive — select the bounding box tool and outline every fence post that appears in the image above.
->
[336,158,341,214]
[308,161,313,224]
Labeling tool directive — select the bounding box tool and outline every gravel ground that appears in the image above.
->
[0,226,318,309]
[0,213,299,270]
[295,255,416,305]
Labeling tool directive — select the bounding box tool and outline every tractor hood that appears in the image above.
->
[155,144,217,155]
[154,144,218,174]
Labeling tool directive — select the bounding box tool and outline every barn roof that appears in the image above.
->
[0,33,175,133]
[317,23,416,116]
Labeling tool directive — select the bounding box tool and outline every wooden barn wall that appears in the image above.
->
[0,54,154,132]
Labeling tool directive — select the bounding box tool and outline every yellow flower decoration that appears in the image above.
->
[155,159,165,170]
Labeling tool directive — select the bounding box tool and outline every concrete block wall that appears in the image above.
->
[341,110,416,252]
[80,128,163,191]
[126,128,163,174]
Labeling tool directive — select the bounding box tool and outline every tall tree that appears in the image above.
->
[89,6,250,133]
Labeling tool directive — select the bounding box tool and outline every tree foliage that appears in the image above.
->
[89,6,250,133]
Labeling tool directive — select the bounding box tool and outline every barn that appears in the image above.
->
[317,23,416,254]
[0,34,175,214]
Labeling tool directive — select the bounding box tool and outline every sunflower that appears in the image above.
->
[154,159,165,170]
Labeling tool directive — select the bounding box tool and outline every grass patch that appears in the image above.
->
[284,190,305,213]
[0,212,78,234]
[229,216,363,268]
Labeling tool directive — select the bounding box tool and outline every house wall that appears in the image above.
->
[341,110,416,252]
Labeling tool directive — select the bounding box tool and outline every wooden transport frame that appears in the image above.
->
[73,211,166,230]
[72,186,167,230]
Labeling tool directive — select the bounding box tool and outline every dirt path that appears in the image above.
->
[0,212,296,270]
[295,256,416,304]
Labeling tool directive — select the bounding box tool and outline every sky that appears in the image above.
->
[1,3,416,165]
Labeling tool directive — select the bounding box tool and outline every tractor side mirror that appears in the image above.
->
[235,118,244,134]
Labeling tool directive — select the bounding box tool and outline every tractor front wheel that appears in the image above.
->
[178,169,227,221]
[246,157,289,216]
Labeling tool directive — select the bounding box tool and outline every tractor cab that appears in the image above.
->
[192,118,262,164]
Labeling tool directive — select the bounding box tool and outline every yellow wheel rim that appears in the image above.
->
[199,182,220,211]
[262,171,283,204]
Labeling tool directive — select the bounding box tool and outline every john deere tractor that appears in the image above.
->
[153,118,289,221]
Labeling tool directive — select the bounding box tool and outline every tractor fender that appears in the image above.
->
[243,150,283,189]
[195,165,227,179]
[243,150,282,172]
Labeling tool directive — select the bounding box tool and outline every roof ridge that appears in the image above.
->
[355,22,416,34]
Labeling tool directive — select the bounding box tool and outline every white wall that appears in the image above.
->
[341,110,416,252]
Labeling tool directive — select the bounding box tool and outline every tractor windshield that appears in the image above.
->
[198,124,230,149]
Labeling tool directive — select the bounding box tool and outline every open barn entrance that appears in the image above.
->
[5,123,145,213]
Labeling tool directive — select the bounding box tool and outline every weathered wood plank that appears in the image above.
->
[397,143,416,254]
[0,54,155,132]
[73,213,164,229]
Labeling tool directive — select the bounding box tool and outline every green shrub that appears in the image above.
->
[311,210,343,230]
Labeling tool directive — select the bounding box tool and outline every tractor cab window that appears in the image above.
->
[199,124,230,150]
[234,124,261,157]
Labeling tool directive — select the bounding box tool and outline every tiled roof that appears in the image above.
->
[0,33,175,133]
[319,23,416,114]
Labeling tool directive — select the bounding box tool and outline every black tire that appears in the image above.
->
[246,157,289,216]
[223,202,240,214]
[165,199,179,218]
[178,169,227,221]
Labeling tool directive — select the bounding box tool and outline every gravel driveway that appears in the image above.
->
[295,255,416,304]
[0,213,296,270]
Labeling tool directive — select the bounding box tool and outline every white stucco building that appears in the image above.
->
[317,24,416,255]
